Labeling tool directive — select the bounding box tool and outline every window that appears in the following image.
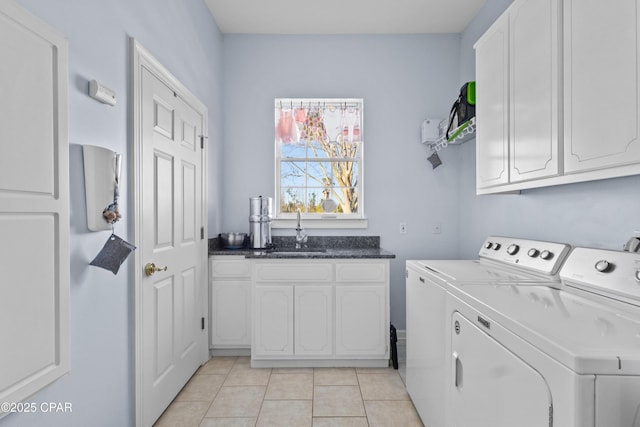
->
[274,98,366,228]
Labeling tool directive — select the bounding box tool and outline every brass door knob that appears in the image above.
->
[145,262,168,276]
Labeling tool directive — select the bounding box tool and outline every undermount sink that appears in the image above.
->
[269,247,327,254]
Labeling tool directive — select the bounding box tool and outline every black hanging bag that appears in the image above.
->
[446,81,476,140]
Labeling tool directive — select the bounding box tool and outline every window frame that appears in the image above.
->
[273,98,367,229]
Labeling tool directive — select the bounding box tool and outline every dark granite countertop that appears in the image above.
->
[208,235,395,259]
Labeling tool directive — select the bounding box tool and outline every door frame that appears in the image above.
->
[130,38,209,426]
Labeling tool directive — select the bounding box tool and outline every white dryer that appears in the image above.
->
[406,236,571,426]
[408,238,640,427]
[447,247,640,426]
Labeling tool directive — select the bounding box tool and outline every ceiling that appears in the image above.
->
[204,0,487,35]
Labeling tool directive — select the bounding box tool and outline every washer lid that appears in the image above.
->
[450,283,640,375]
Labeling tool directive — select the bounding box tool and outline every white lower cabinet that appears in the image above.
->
[252,259,390,367]
[210,256,252,353]
[335,285,386,356]
[295,286,333,356]
[253,285,294,356]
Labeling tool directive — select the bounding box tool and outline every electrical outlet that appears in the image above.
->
[432,223,442,234]
[399,222,407,234]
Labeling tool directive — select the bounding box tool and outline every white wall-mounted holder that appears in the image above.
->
[83,145,122,231]
[421,118,441,143]
[89,79,116,106]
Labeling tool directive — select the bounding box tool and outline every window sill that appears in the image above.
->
[272,217,369,229]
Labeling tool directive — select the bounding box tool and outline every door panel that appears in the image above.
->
[154,277,175,379]
[295,286,333,356]
[510,0,560,182]
[335,285,386,356]
[253,285,294,356]
[451,312,551,427]
[154,151,174,248]
[564,0,640,172]
[475,14,510,188]
[182,161,196,242]
[0,1,70,410]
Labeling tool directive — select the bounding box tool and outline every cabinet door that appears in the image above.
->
[335,285,387,357]
[564,0,640,173]
[295,286,333,356]
[211,281,251,347]
[476,13,510,188]
[451,312,552,427]
[510,0,561,182]
[253,285,294,357]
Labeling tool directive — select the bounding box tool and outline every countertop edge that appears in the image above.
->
[208,249,396,259]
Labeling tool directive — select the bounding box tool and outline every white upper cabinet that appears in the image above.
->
[509,0,561,182]
[476,0,640,193]
[563,0,640,173]
[475,12,510,188]
[475,0,561,190]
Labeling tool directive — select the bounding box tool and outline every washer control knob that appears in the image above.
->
[595,260,612,273]
[484,242,493,249]
[635,269,640,282]
[507,244,519,255]
[540,250,553,260]
[527,248,539,258]
[493,243,501,250]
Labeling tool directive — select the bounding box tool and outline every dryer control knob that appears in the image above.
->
[493,243,501,250]
[595,260,612,273]
[527,248,540,258]
[484,242,493,249]
[507,244,519,255]
[540,250,553,260]
[635,269,640,282]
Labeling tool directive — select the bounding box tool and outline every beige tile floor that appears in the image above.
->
[154,341,422,427]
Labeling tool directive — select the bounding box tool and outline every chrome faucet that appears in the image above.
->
[295,208,308,248]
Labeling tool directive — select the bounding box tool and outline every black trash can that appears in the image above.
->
[390,323,398,369]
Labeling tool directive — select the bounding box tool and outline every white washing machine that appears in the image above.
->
[406,236,571,426]
[408,239,640,427]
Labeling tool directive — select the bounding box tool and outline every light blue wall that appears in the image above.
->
[457,0,640,259]
[221,34,464,329]
[3,1,222,426]
[5,0,640,425]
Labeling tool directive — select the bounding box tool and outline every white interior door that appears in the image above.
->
[132,40,208,427]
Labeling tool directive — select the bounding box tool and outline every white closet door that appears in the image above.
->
[0,0,69,411]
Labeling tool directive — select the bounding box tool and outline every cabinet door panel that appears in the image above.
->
[564,0,640,173]
[295,286,333,356]
[211,281,251,347]
[510,0,560,182]
[335,285,387,356]
[476,14,510,188]
[253,286,293,356]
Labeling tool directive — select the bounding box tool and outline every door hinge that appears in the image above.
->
[200,135,208,149]
[201,227,205,240]
[201,317,205,330]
